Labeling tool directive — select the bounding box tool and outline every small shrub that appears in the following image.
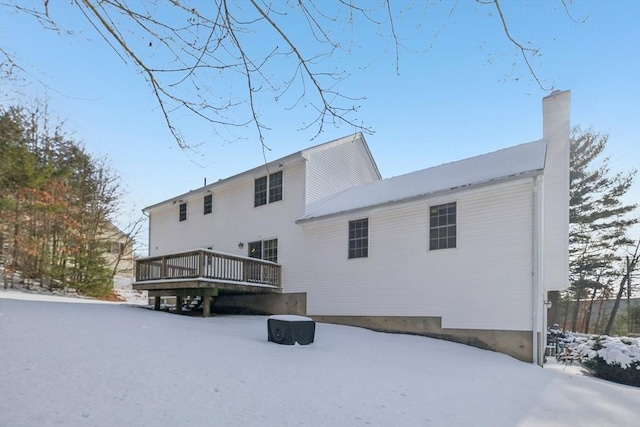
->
[575,335,640,387]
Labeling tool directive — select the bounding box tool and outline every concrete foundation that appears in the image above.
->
[214,292,307,316]
[310,315,533,363]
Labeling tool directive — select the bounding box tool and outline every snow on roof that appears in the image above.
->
[298,139,547,222]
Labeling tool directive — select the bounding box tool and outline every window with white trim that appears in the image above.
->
[254,171,283,207]
[204,194,213,215]
[429,202,456,250]
[179,202,187,222]
[348,218,369,259]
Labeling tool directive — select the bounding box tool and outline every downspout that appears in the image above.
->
[532,175,545,365]
[143,210,150,256]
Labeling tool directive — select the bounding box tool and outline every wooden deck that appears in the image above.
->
[133,249,282,316]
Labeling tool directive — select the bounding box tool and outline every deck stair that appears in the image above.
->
[183,295,202,310]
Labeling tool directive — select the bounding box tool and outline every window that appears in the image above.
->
[248,239,278,263]
[254,176,267,207]
[254,171,283,207]
[348,218,369,259]
[179,202,187,221]
[429,202,456,250]
[204,194,213,215]
[263,239,278,263]
[110,242,125,255]
[268,171,283,203]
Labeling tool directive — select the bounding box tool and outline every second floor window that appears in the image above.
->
[204,194,213,215]
[268,171,283,203]
[179,202,187,221]
[254,176,267,206]
[255,171,283,207]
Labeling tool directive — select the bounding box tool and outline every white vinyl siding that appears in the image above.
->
[148,161,305,260]
[289,178,536,331]
[304,135,380,212]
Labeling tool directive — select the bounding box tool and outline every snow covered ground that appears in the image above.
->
[112,275,148,305]
[1,290,638,427]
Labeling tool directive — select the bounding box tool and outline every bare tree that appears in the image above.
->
[2,0,581,153]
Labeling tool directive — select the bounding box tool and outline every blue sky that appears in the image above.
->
[1,1,638,245]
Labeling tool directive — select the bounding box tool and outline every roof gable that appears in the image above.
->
[143,132,379,213]
[302,133,381,180]
[298,139,547,222]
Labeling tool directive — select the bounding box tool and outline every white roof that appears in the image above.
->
[298,139,547,222]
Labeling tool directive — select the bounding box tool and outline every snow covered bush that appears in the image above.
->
[575,335,640,387]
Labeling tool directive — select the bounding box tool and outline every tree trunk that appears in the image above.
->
[594,289,606,334]
[562,295,571,331]
[584,288,598,334]
[571,295,581,332]
[604,269,628,335]
[604,250,638,335]
[627,275,632,334]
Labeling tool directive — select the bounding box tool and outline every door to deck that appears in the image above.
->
[248,241,262,259]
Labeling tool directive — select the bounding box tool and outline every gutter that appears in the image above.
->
[143,210,150,257]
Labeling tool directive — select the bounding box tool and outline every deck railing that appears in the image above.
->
[135,249,281,287]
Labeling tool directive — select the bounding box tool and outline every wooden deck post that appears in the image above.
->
[202,293,211,317]
[198,250,205,278]
[175,295,183,314]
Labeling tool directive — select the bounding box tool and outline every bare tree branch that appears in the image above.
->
[489,0,549,91]
[2,0,574,153]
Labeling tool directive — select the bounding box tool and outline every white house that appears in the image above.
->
[135,91,571,364]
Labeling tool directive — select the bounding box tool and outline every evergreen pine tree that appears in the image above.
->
[567,128,638,333]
